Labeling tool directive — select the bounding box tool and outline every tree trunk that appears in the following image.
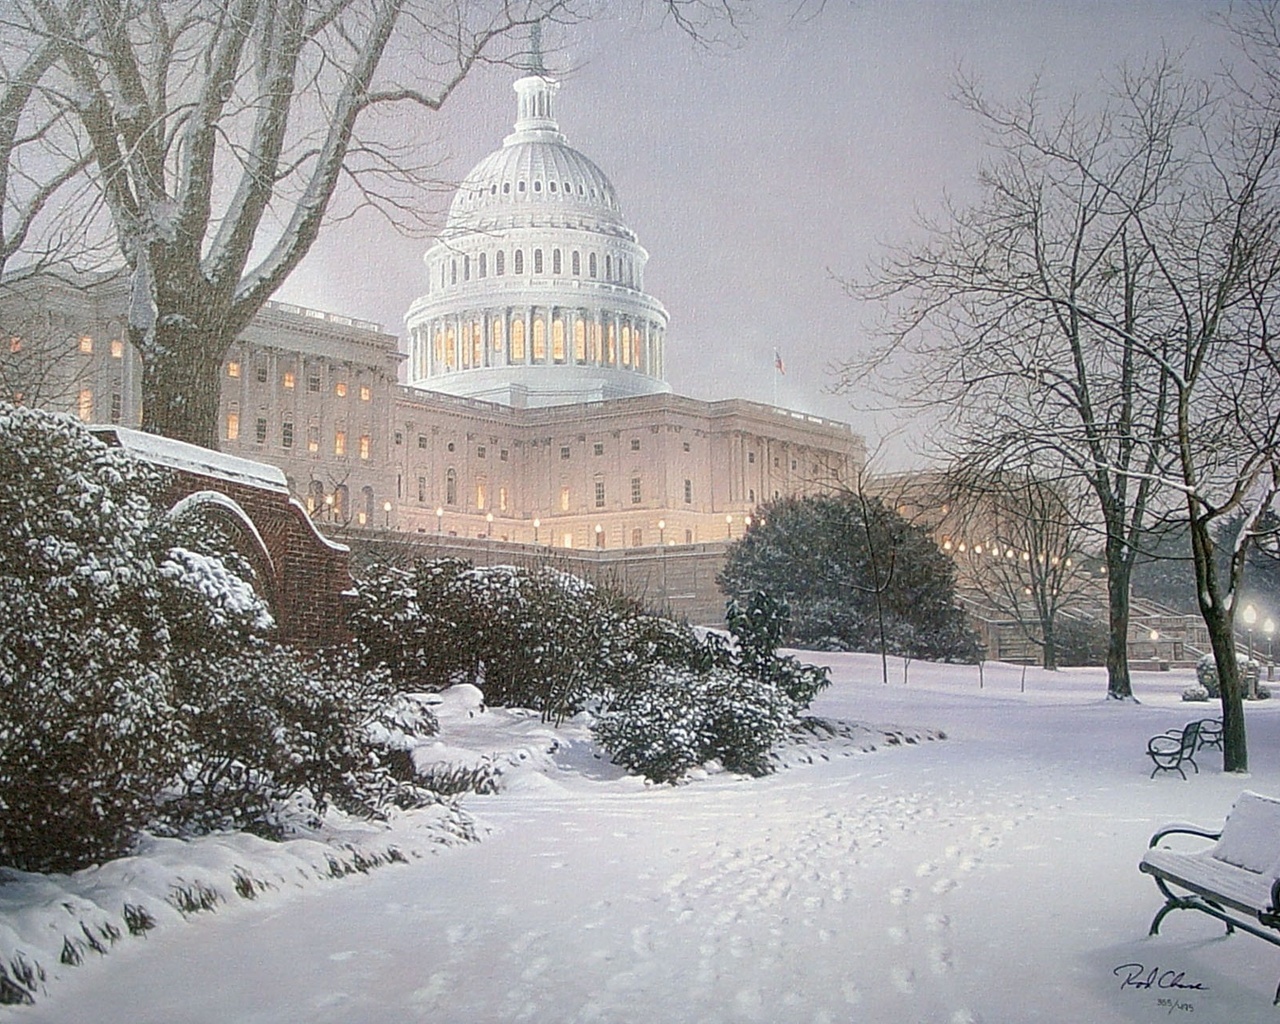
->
[1104,553,1134,699]
[137,320,226,450]
[1041,620,1058,671]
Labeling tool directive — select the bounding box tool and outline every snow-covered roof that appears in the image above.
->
[93,426,289,493]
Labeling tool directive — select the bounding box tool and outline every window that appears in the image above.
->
[359,434,370,460]
[572,250,581,276]
[631,528,643,547]
[479,252,487,278]
[685,528,694,545]
[514,249,524,275]
[226,408,240,441]
[749,488,756,503]
[684,479,692,504]
[256,417,267,444]
[394,431,403,446]
[562,532,574,549]
[360,384,371,401]
[533,248,543,274]
[630,438,640,452]
[791,458,797,471]
[595,528,605,549]
[631,477,642,504]
[445,468,457,505]
[256,363,268,383]
[417,476,426,503]
[282,419,294,448]
[463,255,470,281]
[748,451,756,464]
[574,320,586,362]
[499,486,508,511]
[110,339,123,359]
[283,371,295,389]
[560,485,570,511]
[477,445,486,459]
[110,393,122,424]
[307,423,319,453]
[228,361,241,379]
[553,249,562,275]
[476,481,486,510]
[335,381,347,397]
[307,373,321,393]
[532,318,546,361]
[593,442,604,456]
[499,448,509,461]
[560,444,571,460]
[79,335,93,354]
[511,319,525,361]
[683,441,691,452]
[551,319,565,361]
[334,430,346,457]
[594,480,606,508]
[589,252,598,278]
[418,434,428,449]
[77,388,93,421]
[496,250,505,276]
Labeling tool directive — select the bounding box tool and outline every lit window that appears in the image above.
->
[552,319,565,361]
[631,477,641,504]
[511,319,525,361]
[283,371,295,389]
[307,424,319,452]
[335,430,347,456]
[562,532,573,549]
[227,361,241,378]
[532,318,546,361]
[335,381,347,397]
[359,434,370,460]
[574,321,586,362]
[77,388,93,421]
[79,335,93,354]
[499,486,508,512]
[360,385,371,402]
[226,409,240,441]
[476,482,487,510]
[110,339,123,359]
[608,325,617,365]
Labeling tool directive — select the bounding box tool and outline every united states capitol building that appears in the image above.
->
[8,59,863,556]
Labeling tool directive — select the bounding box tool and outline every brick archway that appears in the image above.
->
[169,490,281,623]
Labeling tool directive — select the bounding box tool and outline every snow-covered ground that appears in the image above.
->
[5,653,1280,1024]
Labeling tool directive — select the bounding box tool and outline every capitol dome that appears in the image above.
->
[404,65,670,407]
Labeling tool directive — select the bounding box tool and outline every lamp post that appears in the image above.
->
[725,513,732,538]
[1149,629,1160,664]
[435,506,443,535]
[486,511,494,564]
[595,523,603,548]
[1265,617,1275,681]
[658,518,665,546]
[382,500,392,528]
[323,493,334,522]
[533,517,540,545]
[1244,603,1258,698]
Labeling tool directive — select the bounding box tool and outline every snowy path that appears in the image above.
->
[8,656,1280,1024]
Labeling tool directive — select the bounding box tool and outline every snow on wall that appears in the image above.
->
[92,426,288,493]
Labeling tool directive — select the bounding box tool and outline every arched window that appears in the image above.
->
[572,250,581,276]
[445,328,456,369]
[472,322,483,366]
[588,252,597,278]
[445,468,457,506]
[532,317,546,361]
[492,317,504,356]
[463,255,470,281]
[307,479,324,514]
[552,319,565,362]
[450,260,457,285]
[334,484,349,522]
[479,252,487,278]
[433,330,444,368]
[511,318,526,361]
[496,250,505,276]
[591,322,603,362]
[605,254,612,281]
[553,249,562,275]
[573,319,586,362]
[514,249,524,275]
[621,325,632,366]
[634,329,645,371]
[533,248,543,275]
[607,324,617,365]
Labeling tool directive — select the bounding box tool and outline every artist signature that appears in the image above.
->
[1113,963,1208,993]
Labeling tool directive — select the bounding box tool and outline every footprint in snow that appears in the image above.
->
[924,912,951,933]
[930,946,955,974]
[630,925,654,956]
[931,877,958,895]
[915,861,938,877]
[891,966,917,994]
[889,885,913,905]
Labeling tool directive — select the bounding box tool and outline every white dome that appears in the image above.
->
[404,69,669,408]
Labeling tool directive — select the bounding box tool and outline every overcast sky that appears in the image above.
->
[278,1,1237,471]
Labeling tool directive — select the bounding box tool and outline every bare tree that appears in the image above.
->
[2,0,745,450]
[840,59,1213,703]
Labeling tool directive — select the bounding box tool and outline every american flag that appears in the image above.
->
[774,348,785,375]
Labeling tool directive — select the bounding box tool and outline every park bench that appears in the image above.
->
[1139,790,1280,1004]
[1147,721,1203,779]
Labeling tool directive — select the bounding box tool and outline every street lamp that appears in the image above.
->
[1244,603,1259,698]
[486,511,494,537]
[533,517,540,544]
[382,500,392,528]
[323,493,334,522]
[595,523,603,548]
[658,518,665,546]
[725,513,732,538]
[1265,617,1276,681]
[1149,629,1160,662]
[435,506,443,534]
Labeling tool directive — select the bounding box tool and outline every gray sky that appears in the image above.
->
[279,1,1236,471]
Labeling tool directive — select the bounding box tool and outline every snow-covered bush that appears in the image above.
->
[727,592,831,707]
[1196,654,1221,697]
[1181,686,1211,702]
[592,665,798,783]
[0,404,184,872]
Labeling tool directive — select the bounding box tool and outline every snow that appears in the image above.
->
[91,427,288,493]
[5,654,1280,1023]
